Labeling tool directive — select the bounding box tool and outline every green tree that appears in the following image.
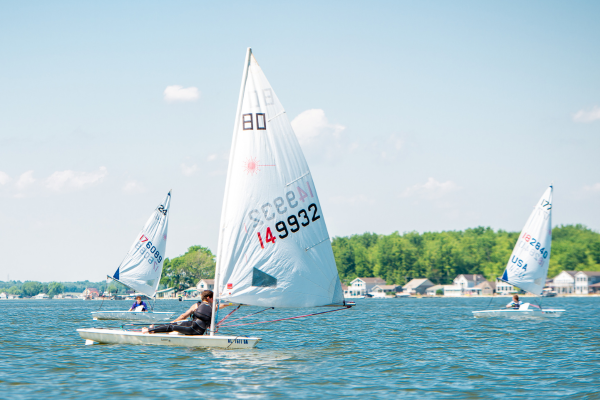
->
[161,246,216,290]
[47,282,64,297]
[21,281,43,297]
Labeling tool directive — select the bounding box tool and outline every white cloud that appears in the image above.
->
[0,171,10,185]
[207,154,218,162]
[46,167,107,191]
[164,85,200,102]
[16,171,35,189]
[181,163,198,176]
[583,183,600,192]
[123,181,145,194]
[573,106,600,123]
[401,177,459,200]
[291,109,345,145]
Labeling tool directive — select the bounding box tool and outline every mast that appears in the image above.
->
[210,47,252,336]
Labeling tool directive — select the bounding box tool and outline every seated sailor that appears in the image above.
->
[129,296,149,312]
[143,290,230,335]
[506,294,523,309]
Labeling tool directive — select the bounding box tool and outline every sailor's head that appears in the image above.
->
[513,294,519,301]
[136,296,142,303]
[201,290,214,303]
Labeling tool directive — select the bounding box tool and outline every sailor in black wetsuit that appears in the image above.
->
[143,290,230,335]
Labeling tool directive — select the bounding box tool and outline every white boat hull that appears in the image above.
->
[91,311,176,322]
[472,308,565,318]
[77,328,260,349]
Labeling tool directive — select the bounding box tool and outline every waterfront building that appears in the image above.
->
[83,288,100,299]
[369,285,402,297]
[403,278,434,295]
[553,271,577,294]
[196,279,215,291]
[348,277,386,296]
[574,271,600,294]
[443,285,463,297]
[34,293,50,299]
[156,287,176,299]
[496,279,516,294]
[425,285,444,296]
[473,280,494,296]
[0,292,7,299]
[453,274,486,289]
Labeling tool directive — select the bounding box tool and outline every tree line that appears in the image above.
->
[332,224,600,285]
[3,224,597,295]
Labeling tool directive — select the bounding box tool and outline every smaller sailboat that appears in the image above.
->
[473,185,565,318]
[89,191,176,322]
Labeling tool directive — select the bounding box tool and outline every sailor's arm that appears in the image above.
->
[171,304,197,322]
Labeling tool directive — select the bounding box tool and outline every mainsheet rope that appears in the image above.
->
[218,306,351,329]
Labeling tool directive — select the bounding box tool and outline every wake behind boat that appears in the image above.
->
[473,185,565,318]
[86,191,175,323]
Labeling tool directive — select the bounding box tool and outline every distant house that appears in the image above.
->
[425,285,445,296]
[453,274,486,289]
[574,271,600,294]
[342,285,350,298]
[589,282,600,294]
[403,279,434,295]
[83,288,100,299]
[443,285,463,297]
[553,271,577,294]
[370,285,402,297]
[156,287,176,299]
[348,277,386,297]
[34,293,50,299]
[196,279,215,292]
[496,279,516,294]
[0,292,7,299]
[473,280,494,296]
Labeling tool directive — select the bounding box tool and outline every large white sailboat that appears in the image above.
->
[77,48,349,348]
[89,191,176,322]
[473,185,565,318]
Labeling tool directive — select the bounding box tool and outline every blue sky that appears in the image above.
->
[1,1,599,281]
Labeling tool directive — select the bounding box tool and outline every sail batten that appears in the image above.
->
[502,185,553,295]
[214,49,344,309]
[110,192,171,298]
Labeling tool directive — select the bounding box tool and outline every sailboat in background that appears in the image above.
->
[77,48,349,348]
[473,185,565,318]
[90,191,176,322]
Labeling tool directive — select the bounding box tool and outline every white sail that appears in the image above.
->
[111,191,171,298]
[501,185,553,295]
[215,49,344,308]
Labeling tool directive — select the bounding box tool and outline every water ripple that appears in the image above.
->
[1,297,599,398]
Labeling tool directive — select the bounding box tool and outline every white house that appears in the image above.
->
[196,279,215,292]
[453,274,486,289]
[553,271,577,294]
[34,293,50,299]
[370,285,401,297]
[443,285,463,297]
[574,271,600,294]
[348,277,386,296]
[0,292,7,299]
[156,287,177,299]
[425,285,445,296]
[403,279,434,295]
[496,279,516,294]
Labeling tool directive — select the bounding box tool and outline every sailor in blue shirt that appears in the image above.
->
[506,294,523,309]
[129,296,149,312]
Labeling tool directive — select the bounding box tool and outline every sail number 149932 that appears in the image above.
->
[257,204,321,248]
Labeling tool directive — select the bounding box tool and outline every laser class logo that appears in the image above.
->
[243,157,275,175]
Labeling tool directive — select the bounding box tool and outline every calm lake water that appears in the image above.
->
[1,297,599,399]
